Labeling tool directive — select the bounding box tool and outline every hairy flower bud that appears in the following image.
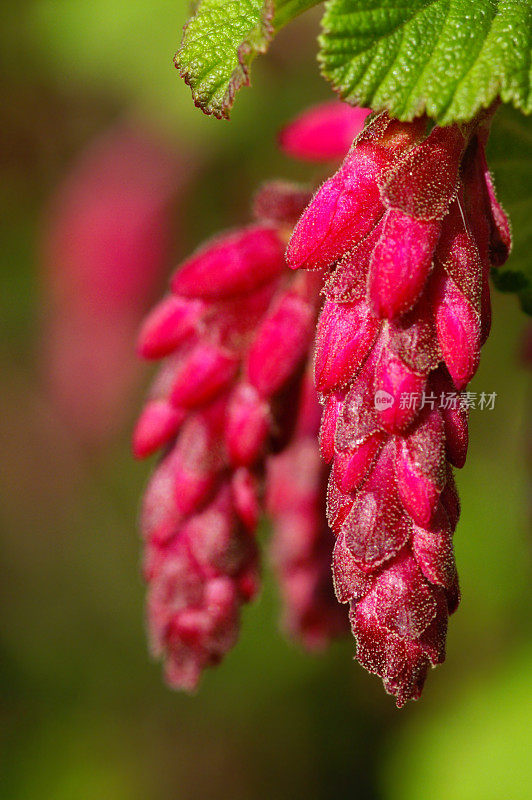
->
[133,399,185,459]
[246,284,316,397]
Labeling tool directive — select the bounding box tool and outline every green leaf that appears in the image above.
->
[175,0,321,119]
[319,0,532,125]
[488,106,532,315]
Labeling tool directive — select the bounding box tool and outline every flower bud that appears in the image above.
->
[319,393,342,464]
[333,432,384,493]
[440,467,461,533]
[373,343,426,433]
[286,147,389,270]
[171,225,286,299]
[433,271,481,390]
[246,291,314,397]
[169,342,239,408]
[226,383,270,466]
[137,295,204,359]
[395,409,446,527]
[231,468,261,531]
[340,443,411,570]
[332,532,373,602]
[431,368,469,468]
[314,299,381,392]
[368,210,440,318]
[132,399,184,458]
[411,505,457,595]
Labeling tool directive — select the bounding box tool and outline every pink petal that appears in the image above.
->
[226,383,270,466]
[373,344,426,433]
[333,431,384,493]
[433,272,481,390]
[395,410,446,527]
[286,146,388,271]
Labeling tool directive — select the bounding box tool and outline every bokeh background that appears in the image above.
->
[1,3,531,798]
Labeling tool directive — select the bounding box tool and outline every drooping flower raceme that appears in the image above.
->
[286,109,511,705]
[134,183,324,689]
[135,100,510,705]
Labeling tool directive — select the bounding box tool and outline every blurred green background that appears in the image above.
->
[1,3,531,799]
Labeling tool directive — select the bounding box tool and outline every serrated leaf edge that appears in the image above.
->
[318,0,532,126]
[174,0,276,119]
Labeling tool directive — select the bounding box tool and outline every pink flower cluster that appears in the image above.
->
[287,110,511,705]
[134,182,326,688]
[134,100,510,704]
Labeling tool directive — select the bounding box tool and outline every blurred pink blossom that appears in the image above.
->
[278,100,370,162]
[40,121,193,447]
